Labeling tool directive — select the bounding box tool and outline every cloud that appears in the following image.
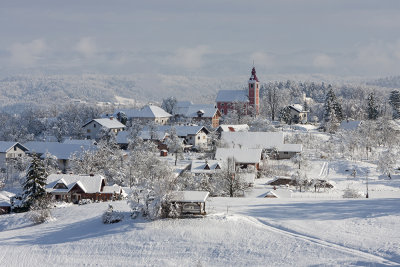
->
[9,39,47,66]
[168,45,210,69]
[313,54,335,68]
[75,37,97,58]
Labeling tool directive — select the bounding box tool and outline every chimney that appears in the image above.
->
[109,116,114,120]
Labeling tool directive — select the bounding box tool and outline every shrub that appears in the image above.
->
[102,204,124,224]
[342,187,364,198]
[25,197,53,224]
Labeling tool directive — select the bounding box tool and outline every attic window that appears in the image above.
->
[54,183,68,189]
[14,146,17,151]
[94,123,96,128]
[215,164,221,170]
[203,164,210,170]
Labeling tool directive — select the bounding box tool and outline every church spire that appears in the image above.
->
[249,67,259,82]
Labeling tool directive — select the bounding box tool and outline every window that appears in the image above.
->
[197,136,200,140]
[94,123,96,128]
[284,152,289,154]
[87,129,91,133]
[203,136,206,139]
[14,146,17,151]
[251,84,254,88]
[221,109,224,113]
[221,103,224,106]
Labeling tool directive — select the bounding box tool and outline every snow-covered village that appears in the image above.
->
[1,1,400,266]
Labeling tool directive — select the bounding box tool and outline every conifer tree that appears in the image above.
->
[323,86,343,131]
[367,92,379,120]
[389,90,400,119]
[23,154,48,208]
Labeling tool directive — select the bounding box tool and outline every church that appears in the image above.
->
[216,67,260,116]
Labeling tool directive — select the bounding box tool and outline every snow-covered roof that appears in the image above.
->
[157,125,209,137]
[265,191,278,198]
[289,104,305,113]
[46,174,105,194]
[174,104,219,118]
[0,191,15,206]
[0,141,28,153]
[215,148,262,164]
[221,132,284,149]
[24,141,97,160]
[102,184,121,194]
[169,191,209,203]
[83,118,126,129]
[216,90,248,102]
[190,160,222,174]
[119,105,172,119]
[63,139,97,146]
[217,124,249,132]
[340,120,362,131]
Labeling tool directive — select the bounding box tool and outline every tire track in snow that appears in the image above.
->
[240,216,399,266]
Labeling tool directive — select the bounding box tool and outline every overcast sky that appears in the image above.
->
[1,0,400,78]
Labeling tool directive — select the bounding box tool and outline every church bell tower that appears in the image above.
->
[248,66,260,115]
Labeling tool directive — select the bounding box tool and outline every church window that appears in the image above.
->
[251,84,254,88]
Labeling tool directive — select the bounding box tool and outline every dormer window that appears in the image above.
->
[54,182,68,190]
[215,164,221,170]
[203,164,210,170]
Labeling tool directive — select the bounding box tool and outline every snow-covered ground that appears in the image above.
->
[1,193,399,266]
[1,142,400,266]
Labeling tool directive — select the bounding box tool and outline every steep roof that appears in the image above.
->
[215,148,262,164]
[169,191,209,203]
[289,104,305,113]
[221,132,284,149]
[46,174,105,194]
[216,90,248,103]
[63,139,97,146]
[24,141,97,160]
[0,191,15,207]
[85,118,126,129]
[0,142,28,153]
[120,105,172,119]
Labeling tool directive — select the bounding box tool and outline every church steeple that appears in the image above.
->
[248,66,260,115]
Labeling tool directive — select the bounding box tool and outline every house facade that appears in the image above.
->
[82,118,126,140]
[0,142,28,169]
[46,174,120,203]
[111,105,172,125]
[288,104,308,124]
[173,102,222,128]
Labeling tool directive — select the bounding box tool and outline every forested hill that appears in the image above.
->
[0,74,243,112]
[367,76,400,89]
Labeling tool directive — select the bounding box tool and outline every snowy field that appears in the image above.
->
[0,195,399,266]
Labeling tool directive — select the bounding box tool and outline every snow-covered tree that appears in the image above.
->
[377,149,398,179]
[323,86,343,132]
[366,92,379,120]
[389,90,400,119]
[161,96,177,114]
[22,154,48,209]
[165,127,184,166]
[279,106,292,124]
[213,158,251,197]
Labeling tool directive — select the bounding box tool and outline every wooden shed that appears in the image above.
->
[168,191,209,215]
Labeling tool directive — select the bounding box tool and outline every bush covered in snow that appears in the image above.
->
[102,204,124,224]
[25,197,53,224]
[342,187,364,198]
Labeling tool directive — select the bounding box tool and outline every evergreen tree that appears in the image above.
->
[323,86,343,125]
[389,90,400,119]
[279,106,292,124]
[23,154,48,208]
[367,92,379,120]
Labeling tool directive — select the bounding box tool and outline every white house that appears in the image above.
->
[82,117,126,140]
[0,142,29,169]
[287,104,308,124]
[158,125,210,149]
